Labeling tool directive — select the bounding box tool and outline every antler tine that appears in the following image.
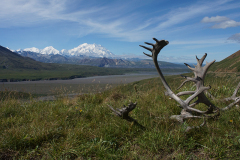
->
[185,86,211,105]
[177,79,192,90]
[189,100,199,108]
[143,52,152,57]
[195,55,201,66]
[222,97,240,111]
[177,91,195,97]
[144,42,155,47]
[196,55,200,61]
[184,63,195,71]
[108,102,137,119]
[153,37,159,43]
[139,45,153,52]
[177,76,198,90]
[108,105,121,116]
[223,82,240,102]
[186,102,214,115]
[198,53,207,66]
[232,82,240,97]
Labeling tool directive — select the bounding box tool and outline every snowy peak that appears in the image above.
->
[22,47,41,53]
[68,43,114,57]
[15,43,114,58]
[16,46,59,55]
[41,46,59,55]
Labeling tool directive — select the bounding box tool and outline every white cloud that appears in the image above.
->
[201,16,229,23]
[228,33,240,43]
[201,16,240,29]
[212,20,240,29]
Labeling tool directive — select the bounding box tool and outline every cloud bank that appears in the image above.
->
[201,16,229,23]
[228,33,240,43]
[201,16,240,29]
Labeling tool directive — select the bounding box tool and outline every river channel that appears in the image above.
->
[0,72,185,97]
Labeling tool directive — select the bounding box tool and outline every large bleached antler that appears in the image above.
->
[140,38,219,131]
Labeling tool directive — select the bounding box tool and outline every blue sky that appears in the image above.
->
[0,0,240,63]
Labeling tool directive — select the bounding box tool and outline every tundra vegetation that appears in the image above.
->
[1,39,240,159]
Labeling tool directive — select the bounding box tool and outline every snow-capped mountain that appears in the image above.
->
[17,47,40,54]
[7,44,189,69]
[68,43,114,57]
[17,46,60,55]
[15,43,114,58]
[41,46,60,55]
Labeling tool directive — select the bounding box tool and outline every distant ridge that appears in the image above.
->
[13,44,188,68]
[210,50,240,72]
[0,45,53,70]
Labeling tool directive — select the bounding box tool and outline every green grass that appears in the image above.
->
[0,73,240,159]
[208,50,240,72]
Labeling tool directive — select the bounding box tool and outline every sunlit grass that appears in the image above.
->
[0,73,240,159]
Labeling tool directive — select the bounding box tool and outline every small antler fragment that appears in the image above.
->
[108,102,145,129]
[108,102,137,120]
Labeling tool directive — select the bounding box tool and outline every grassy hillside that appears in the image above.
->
[1,73,240,159]
[210,50,240,72]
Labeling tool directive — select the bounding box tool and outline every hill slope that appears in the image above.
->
[210,50,240,72]
[0,45,54,70]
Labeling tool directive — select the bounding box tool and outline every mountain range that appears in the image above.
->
[1,45,190,82]
[13,43,187,68]
[15,43,114,58]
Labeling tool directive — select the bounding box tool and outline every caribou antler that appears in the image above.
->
[140,38,217,112]
[108,102,137,120]
[108,102,145,129]
[140,38,219,131]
